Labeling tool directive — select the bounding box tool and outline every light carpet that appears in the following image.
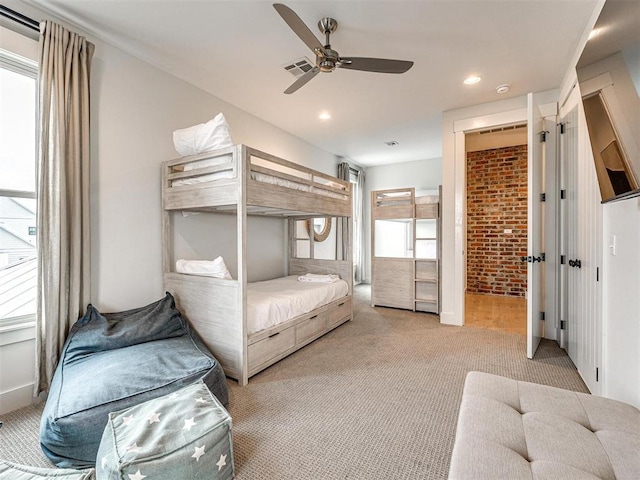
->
[0,285,588,479]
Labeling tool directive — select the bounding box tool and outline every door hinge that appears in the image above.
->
[560,189,566,199]
[561,255,566,265]
[540,193,546,202]
[540,311,545,321]
[560,320,566,330]
[559,123,565,134]
[540,130,548,143]
[596,367,599,382]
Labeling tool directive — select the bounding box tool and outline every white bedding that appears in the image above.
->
[172,166,346,199]
[247,275,348,335]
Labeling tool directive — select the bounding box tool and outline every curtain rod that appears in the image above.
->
[0,5,40,32]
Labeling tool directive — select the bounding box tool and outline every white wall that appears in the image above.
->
[90,42,340,311]
[363,157,442,282]
[602,198,640,407]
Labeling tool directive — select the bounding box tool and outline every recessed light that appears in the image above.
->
[464,76,482,85]
[319,112,331,120]
[496,84,511,94]
[588,28,601,41]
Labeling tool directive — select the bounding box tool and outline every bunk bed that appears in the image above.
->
[162,144,353,385]
[370,187,441,313]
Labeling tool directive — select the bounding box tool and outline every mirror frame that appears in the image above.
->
[306,218,331,242]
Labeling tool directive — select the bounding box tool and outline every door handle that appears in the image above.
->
[520,256,542,263]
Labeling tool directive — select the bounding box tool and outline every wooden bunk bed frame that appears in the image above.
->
[161,144,353,385]
[370,187,441,313]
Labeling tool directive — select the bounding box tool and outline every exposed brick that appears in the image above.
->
[466,145,527,297]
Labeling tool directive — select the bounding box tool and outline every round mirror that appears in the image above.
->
[306,217,331,242]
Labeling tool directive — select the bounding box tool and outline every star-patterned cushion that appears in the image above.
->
[0,460,95,479]
[96,381,233,480]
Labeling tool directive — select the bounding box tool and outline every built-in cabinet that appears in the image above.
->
[371,187,441,314]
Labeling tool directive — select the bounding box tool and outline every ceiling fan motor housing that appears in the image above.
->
[319,48,340,72]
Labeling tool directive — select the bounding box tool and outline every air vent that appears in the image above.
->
[476,123,527,135]
[283,57,315,78]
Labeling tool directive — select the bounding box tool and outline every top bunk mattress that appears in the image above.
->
[248,275,349,335]
[169,152,346,199]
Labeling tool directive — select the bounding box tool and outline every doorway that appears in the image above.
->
[464,125,528,335]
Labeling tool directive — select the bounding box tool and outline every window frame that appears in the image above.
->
[0,47,38,328]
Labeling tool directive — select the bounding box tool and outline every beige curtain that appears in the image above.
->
[338,162,365,285]
[36,21,94,394]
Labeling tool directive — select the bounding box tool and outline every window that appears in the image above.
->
[0,48,38,326]
[348,169,363,283]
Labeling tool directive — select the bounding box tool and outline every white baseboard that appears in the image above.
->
[0,382,36,415]
[439,311,463,326]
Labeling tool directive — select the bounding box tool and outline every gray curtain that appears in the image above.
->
[338,162,365,285]
[36,21,94,394]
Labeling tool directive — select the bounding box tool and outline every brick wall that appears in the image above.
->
[466,145,528,297]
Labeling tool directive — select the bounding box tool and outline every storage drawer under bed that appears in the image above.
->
[329,298,351,326]
[248,326,296,370]
[296,312,328,344]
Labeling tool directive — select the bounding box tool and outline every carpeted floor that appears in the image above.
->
[0,285,588,479]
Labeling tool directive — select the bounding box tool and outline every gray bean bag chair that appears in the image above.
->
[39,293,228,469]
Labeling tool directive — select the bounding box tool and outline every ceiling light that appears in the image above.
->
[588,28,601,41]
[385,140,399,147]
[464,76,482,85]
[319,112,331,120]
[496,84,511,94]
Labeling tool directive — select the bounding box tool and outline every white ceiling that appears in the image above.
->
[26,0,599,167]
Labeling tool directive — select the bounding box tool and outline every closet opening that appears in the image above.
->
[464,123,528,335]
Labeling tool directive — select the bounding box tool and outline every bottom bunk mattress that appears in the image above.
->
[247,275,349,334]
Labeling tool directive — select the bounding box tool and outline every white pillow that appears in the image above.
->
[175,257,233,279]
[172,112,234,157]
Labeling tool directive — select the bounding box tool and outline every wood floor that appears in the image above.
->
[465,292,527,335]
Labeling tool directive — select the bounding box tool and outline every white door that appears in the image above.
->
[527,92,544,359]
[559,85,603,395]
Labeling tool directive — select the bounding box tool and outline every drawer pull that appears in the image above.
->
[268,332,280,338]
[338,302,345,307]
[310,315,318,319]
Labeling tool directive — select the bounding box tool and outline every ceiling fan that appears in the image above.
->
[273,3,414,94]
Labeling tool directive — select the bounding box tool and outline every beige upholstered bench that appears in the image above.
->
[449,372,640,480]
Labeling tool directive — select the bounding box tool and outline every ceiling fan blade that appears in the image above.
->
[273,4,325,56]
[339,57,414,74]
[284,67,320,94]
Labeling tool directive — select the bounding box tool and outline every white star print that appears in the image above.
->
[183,417,197,431]
[101,455,108,469]
[128,470,146,480]
[121,415,134,426]
[192,445,206,462]
[127,442,140,452]
[195,397,207,404]
[216,453,227,471]
[147,412,161,425]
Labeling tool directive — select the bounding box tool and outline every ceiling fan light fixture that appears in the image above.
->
[464,75,482,85]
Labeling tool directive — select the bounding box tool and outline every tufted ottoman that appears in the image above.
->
[96,381,233,480]
[449,372,640,479]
